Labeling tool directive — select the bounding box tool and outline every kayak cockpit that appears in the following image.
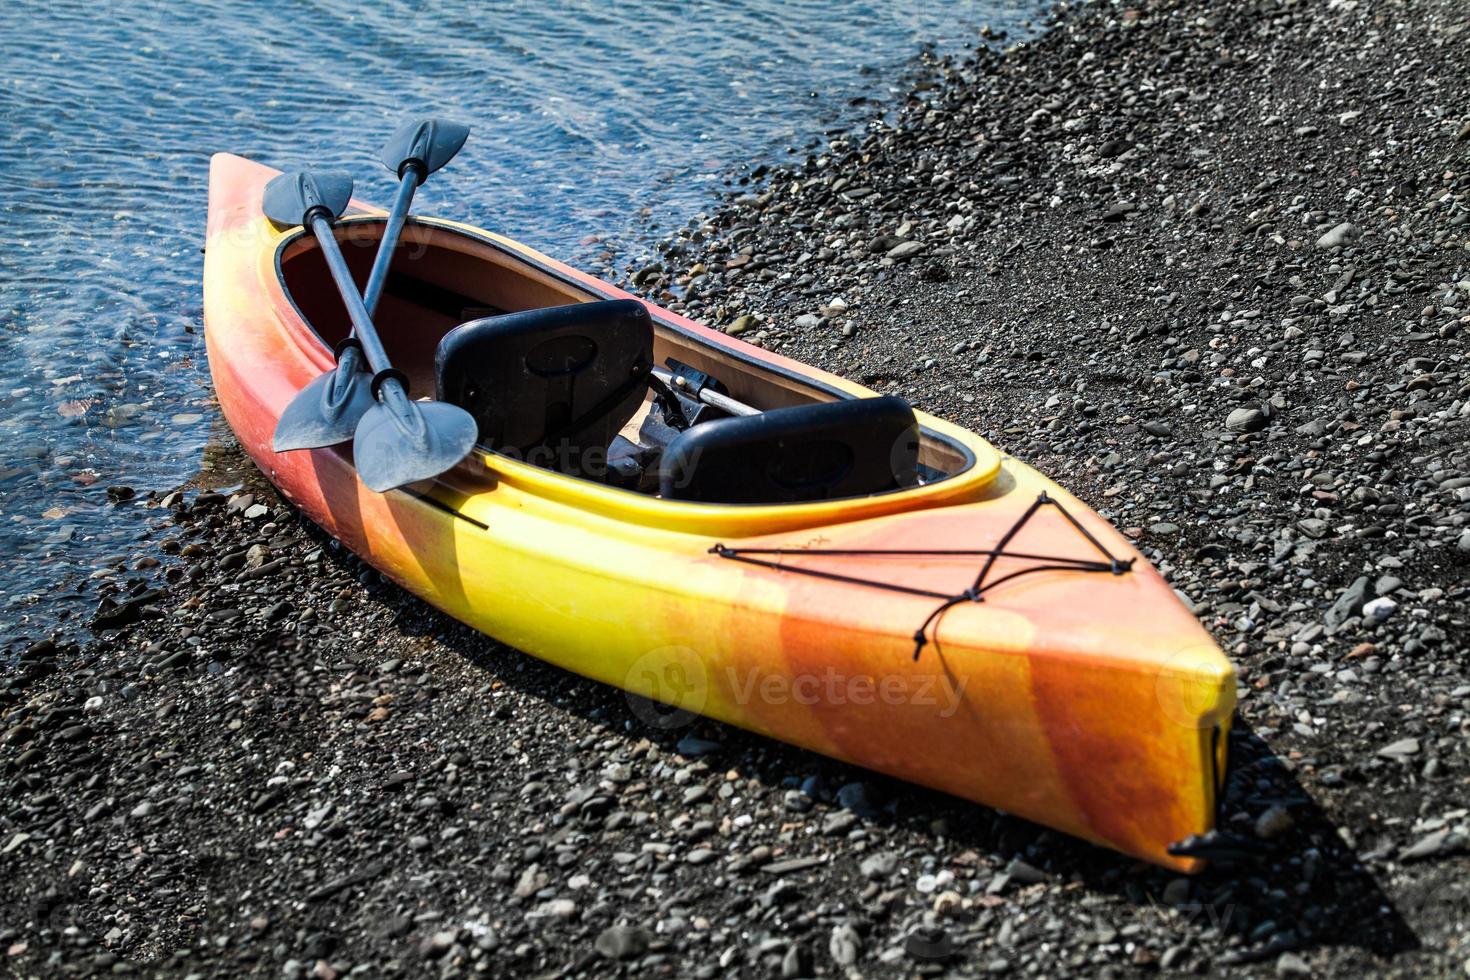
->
[275,216,975,504]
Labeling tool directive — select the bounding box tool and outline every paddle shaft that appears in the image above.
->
[307,213,414,413]
[361,162,423,316]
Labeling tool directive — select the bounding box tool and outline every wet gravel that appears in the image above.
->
[5,0,1470,976]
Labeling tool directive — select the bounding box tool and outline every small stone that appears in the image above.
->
[781,943,811,979]
[885,241,926,260]
[1296,518,1330,539]
[1162,878,1191,906]
[1316,222,1360,249]
[1005,858,1048,884]
[1378,737,1420,759]
[727,314,757,336]
[1400,828,1464,861]
[422,930,457,959]
[829,924,861,966]
[1275,951,1313,977]
[675,734,721,757]
[594,924,651,960]
[535,898,576,919]
[1226,406,1268,433]
[1361,596,1397,623]
[915,870,954,894]
[835,781,881,817]
[782,789,813,813]
[860,851,898,879]
[1254,805,1294,840]
[903,926,955,962]
[932,890,964,917]
[821,810,857,835]
[1326,577,1370,630]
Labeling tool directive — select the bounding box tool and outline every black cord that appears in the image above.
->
[711,493,1134,660]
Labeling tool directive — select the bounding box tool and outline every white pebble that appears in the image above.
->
[1361,597,1397,622]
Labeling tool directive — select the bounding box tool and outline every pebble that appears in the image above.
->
[1226,406,1268,433]
[1361,596,1397,623]
[1316,222,1361,249]
[885,241,927,260]
[1325,577,1370,631]
[1399,829,1465,861]
[1378,738,1421,759]
[859,851,898,879]
[675,734,721,757]
[829,924,861,966]
[1255,805,1295,840]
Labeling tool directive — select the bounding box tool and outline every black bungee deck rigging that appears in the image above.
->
[711,492,1136,659]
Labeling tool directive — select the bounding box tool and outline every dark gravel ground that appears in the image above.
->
[5,0,1470,976]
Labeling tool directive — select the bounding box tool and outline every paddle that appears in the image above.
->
[273,118,470,452]
[262,171,478,492]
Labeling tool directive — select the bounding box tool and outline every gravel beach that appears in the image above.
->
[5,0,1470,976]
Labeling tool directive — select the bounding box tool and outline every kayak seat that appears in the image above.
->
[660,396,921,504]
[435,300,654,475]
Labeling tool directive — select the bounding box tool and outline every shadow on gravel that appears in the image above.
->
[312,508,1419,967]
[1167,721,1419,964]
[434,615,1420,964]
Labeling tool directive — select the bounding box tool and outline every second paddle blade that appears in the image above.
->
[381,118,471,182]
[273,355,376,452]
[352,397,479,493]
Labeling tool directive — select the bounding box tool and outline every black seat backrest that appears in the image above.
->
[659,396,920,504]
[435,301,653,470]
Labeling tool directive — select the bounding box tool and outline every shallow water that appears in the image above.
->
[0,0,1035,637]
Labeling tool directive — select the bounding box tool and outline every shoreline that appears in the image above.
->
[5,0,1470,976]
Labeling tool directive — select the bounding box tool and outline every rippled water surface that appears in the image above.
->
[0,0,1035,635]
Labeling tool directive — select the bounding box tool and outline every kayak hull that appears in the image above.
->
[204,153,1234,871]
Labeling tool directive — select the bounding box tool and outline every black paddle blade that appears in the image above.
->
[272,348,376,452]
[352,384,479,492]
[379,118,470,184]
[262,171,354,229]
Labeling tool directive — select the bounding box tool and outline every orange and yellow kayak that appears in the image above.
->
[203,153,1234,870]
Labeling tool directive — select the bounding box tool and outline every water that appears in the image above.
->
[0,0,1035,638]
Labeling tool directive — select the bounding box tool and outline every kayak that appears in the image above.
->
[203,152,1235,871]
